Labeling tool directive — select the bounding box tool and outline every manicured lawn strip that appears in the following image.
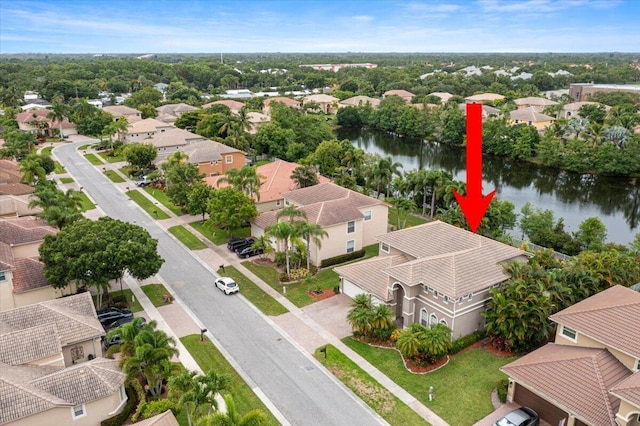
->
[98,152,125,163]
[78,144,92,150]
[84,153,104,165]
[240,261,339,308]
[168,225,208,250]
[59,177,74,183]
[104,170,125,183]
[140,283,173,307]
[315,345,429,426]
[363,243,380,259]
[388,210,429,229]
[144,187,182,216]
[54,161,66,174]
[77,192,96,211]
[343,338,515,426]
[126,190,171,219]
[180,335,279,426]
[119,166,133,177]
[93,289,143,313]
[41,146,53,156]
[190,220,250,245]
[217,266,288,316]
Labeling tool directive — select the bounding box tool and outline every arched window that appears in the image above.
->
[420,309,428,326]
[439,319,448,326]
[430,314,438,326]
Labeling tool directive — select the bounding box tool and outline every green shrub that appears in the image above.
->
[100,386,138,426]
[130,378,147,422]
[497,378,509,403]
[140,399,178,419]
[320,249,366,267]
[274,251,286,266]
[278,272,289,282]
[449,331,484,354]
[333,285,340,294]
[371,326,396,342]
[288,268,309,281]
[105,344,121,359]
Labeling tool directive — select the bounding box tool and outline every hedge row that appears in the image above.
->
[449,331,484,354]
[320,248,366,267]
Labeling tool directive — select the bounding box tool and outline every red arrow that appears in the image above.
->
[453,103,496,233]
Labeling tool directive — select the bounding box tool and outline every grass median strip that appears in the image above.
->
[54,161,66,174]
[343,337,515,426]
[98,152,125,163]
[217,266,288,316]
[126,190,171,219]
[144,187,182,215]
[168,225,208,250]
[77,192,96,211]
[190,220,250,245]
[315,344,429,426]
[104,170,125,183]
[181,334,280,426]
[60,177,74,183]
[84,153,104,165]
[140,283,174,307]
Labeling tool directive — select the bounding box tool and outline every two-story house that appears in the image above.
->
[334,221,528,336]
[15,110,77,138]
[252,182,388,266]
[182,140,247,177]
[501,285,640,426]
[509,107,555,131]
[103,105,142,123]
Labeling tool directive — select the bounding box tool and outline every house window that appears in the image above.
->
[0,271,5,282]
[347,221,355,233]
[561,325,577,341]
[430,314,438,326]
[346,240,355,253]
[433,289,438,298]
[443,295,449,304]
[72,404,86,419]
[364,210,372,221]
[285,200,290,206]
[119,385,126,402]
[439,319,448,326]
[276,200,281,206]
[457,296,463,305]
[635,359,640,371]
[71,346,84,361]
[380,243,389,253]
[225,155,233,164]
[467,293,473,301]
[420,309,428,326]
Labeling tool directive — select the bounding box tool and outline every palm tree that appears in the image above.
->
[237,107,253,133]
[426,170,453,219]
[29,183,84,229]
[218,166,263,201]
[347,294,374,335]
[19,154,47,184]
[46,102,69,139]
[422,323,452,360]
[389,197,416,229]
[73,98,96,120]
[294,221,327,270]
[276,205,307,224]
[169,369,229,426]
[265,221,298,276]
[195,394,268,426]
[370,304,394,330]
[106,317,152,363]
[290,165,319,189]
[367,156,403,199]
[396,323,427,359]
[218,113,239,138]
[252,235,273,260]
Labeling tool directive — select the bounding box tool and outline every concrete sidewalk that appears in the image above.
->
[65,143,450,426]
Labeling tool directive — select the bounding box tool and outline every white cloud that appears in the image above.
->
[352,15,374,22]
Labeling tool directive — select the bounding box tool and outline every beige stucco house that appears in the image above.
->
[263,97,301,116]
[203,100,245,115]
[339,96,381,108]
[509,107,555,131]
[252,182,388,266]
[103,105,142,123]
[513,97,558,111]
[559,101,610,119]
[145,127,207,161]
[465,93,506,103]
[0,217,61,311]
[382,90,415,104]
[334,221,528,338]
[501,285,640,426]
[15,110,77,138]
[302,94,340,114]
[155,103,198,124]
[182,140,247,177]
[246,112,271,134]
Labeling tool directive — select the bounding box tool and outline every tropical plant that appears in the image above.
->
[169,369,229,426]
[195,394,268,426]
[290,165,319,189]
[218,166,263,201]
[347,294,374,335]
[294,221,327,270]
[46,101,69,138]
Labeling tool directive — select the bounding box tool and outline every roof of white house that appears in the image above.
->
[428,92,454,102]
[126,118,172,134]
[509,107,554,122]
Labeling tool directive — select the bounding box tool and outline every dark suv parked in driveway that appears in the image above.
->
[236,245,264,258]
[227,237,256,252]
[97,307,133,327]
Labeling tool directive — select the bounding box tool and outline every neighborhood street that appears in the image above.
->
[54,140,386,426]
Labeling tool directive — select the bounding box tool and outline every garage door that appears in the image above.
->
[342,279,365,299]
[514,383,568,426]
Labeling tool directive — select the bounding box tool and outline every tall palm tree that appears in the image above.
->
[396,323,427,359]
[265,221,298,276]
[46,102,69,139]
[19,154,47,184]
[73,98,96,120]
[294,221,327,270]
[106,317,152,363]
[426,170,453,219]
[370,304,394,330]
[276,205,307,224]
[367,156,403,199]
[169,369,229,426]
[218,166,263,201]
[290,165,319,189]
[29,183,84,229]
[195,394,268,426]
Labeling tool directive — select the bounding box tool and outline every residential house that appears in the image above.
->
[339,96,381,108]
[246,112,271,134]
[252,182,387,266]
[513,97,559,112]
[302,94,339,114]
[334,221,528,336]
[15,110,77,137]
[182,140,247,177]
[428,92,455,103]
[0,293,125,425]
[132,410,180,426]
[144,127,207,161]
[0,217,60,311]
[263,97,301,115]
[458,103,502,122]
[569,83,640,102]
[219,89,253,99]
[0,160,37,214]
[382,90,415,104]
[203,100,245,115]
[509,107,555,131]
[501,285,640,426]
[21,99,52,111]
[559,101,609,119]
[0,195,40,218]
[122,118,173,143]
[155,103,198,124]
[464,93,506,103]
[103,105,142,123]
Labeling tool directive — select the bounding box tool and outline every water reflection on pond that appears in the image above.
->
[338,127,639,246]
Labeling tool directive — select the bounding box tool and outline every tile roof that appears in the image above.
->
[284,182,378,208]
[0,241,13,271]
[247,111,270,124]
[0,324,62,365]
[15,109,50,124]
[465,93,505,102]
[12,257,50,293]
[133,410,180,426]
[501,343,632,426]
[549,285,640,359]
[514,97,559,106]
[0,374,71,424]
[335,254,409,301]
[147,127,205,149]
[126,118,171,134]
[609,371,640,408]
[0,195,40,217]
[303,94,339,103]
[509,107,554,122]
[254,160,331,203]
[428,92,454,102]
[562,101,609,112]
[0,183,35,196]
[383,90,415,99]
[0,292,103,347]
[339,96,381,107]
[203,100,245,111]
[263,97,300,108]
[0,160,21,184]
[155,103,197,116]
[103,105,142,117]
[182,140,244,165]
[0,217,57,246]
[375,221,526,297]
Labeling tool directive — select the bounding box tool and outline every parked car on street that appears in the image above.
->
[493,406,539,426]
[227,237,255,252]
[97,307,133,327]
[215,277,239,295]
[236,245,263,259]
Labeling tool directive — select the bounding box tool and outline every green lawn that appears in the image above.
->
[180,335,280,426]
[217,266,288,316]
[343,338,515,426]
[104,170,125,183]
[78,144,92,150]
[98,151,125,163]
[59,177,74,184]
[140,283,173,307]
[77,192,96,211]
[240,261,340,308]
[126,190,171,219]
[40,146,53,156]
[388,209,429,229]
[315,345,429,426]
[144,187,182,216]
[53,161,66,174]
[168,225,208,250]
[94,289,143,313]
[84,153,104,165]
[190,220,250,245]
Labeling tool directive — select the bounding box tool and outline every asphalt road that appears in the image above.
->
[55,141,385,426]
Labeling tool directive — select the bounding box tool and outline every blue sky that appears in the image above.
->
[0,0,638,53]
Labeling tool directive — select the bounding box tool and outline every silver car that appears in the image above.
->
[494,407,539,426]
[215,277,239,295]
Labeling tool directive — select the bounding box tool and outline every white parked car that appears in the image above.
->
[215,277,239,295]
